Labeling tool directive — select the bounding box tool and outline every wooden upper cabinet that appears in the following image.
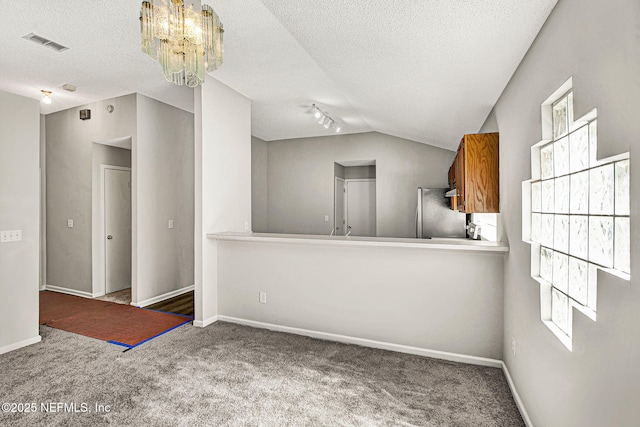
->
[449,133,499,213]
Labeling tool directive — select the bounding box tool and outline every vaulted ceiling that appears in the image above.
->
[0,0,557,150]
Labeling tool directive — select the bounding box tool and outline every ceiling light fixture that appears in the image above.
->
[41,90,52,105]
[140,0,224,87]
[311,104,342,133]
[313,105,322,119]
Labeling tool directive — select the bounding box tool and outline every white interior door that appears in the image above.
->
[105,168,131,294]
[334,178,346,235]
[346,180,376,237]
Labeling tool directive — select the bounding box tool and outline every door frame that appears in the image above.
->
[334,177,345,235]
[97,165,131,297]
[344,178,376,236]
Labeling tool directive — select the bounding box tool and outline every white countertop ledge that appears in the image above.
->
[207,232,509,254]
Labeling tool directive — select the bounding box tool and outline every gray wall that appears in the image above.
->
[194,76,252,325]
[40,115,46,288]
[480,0,640,425]
[46,93,194,303]
[218,240,504,360]
[46,94,137,293]
[251,136,268,232]
[135,94,194,304]
[265,132,455,237]
[0,90,40,352]
[345,165,376,180]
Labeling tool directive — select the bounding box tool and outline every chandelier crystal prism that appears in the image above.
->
[140,0,224,87]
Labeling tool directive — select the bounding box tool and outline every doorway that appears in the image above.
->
[334,160,377,237]
[334,177,346,235]
[345,179,376,237]
[100,165,132,297]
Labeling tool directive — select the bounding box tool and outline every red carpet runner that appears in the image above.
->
[40,291,192,349]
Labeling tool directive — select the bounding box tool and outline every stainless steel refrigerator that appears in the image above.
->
[415,187,467,238]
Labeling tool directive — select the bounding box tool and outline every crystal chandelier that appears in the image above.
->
[140,0,224,87]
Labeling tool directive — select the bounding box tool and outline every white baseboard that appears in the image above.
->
[193,315,218,328]
[502,362,533,427]
[44,285,99,299]
[132,285,195,308]
[217,315,502,368]
[0,335,42,355]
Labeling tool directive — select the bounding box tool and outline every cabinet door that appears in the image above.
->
[448,161,457,210]
[464,133,499,213]
[448,163,454,189]
[457,141,466,212]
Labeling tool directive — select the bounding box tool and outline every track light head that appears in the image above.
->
[312,104,322,119]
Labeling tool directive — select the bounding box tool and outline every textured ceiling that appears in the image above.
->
[222,0,558,149]
[0,0,557,150]
[0,0,194,114]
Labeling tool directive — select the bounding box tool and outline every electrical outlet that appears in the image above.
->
[244,221,250,231]
[259,292,267,304]
[67,219,74,228]
[324,215,329,222]
[511,336,517,357]
[168,220,174,229]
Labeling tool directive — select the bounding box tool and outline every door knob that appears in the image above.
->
[348,225,352,229]
[107,235,113,240]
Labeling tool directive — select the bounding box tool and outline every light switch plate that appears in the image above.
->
[1,230,22,243]
[168,220,174,229]
[324,215,329,222]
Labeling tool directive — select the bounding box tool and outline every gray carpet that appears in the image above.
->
[0,322,524,426]
[93,288,131,305]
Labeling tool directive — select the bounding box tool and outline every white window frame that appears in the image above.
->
[471,213,498,242]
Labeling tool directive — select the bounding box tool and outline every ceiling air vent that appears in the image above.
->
[22,33,69,52]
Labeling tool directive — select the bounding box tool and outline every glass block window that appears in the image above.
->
[525,88,630,349]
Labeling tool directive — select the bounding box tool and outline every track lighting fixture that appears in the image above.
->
[311,103,342,133]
